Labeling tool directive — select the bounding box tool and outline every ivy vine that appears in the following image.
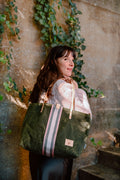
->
[34,0,103,97]
[0,0,27,102]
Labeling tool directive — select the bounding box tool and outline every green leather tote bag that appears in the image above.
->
[20,84,91,158]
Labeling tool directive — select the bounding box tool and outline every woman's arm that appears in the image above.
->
[51,79,92,119]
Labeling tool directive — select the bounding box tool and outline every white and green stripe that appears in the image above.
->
[42,104,63,157]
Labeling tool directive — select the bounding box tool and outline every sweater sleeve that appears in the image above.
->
[51,79,73,109]
[49,79,92,120]
[76,88,92,120]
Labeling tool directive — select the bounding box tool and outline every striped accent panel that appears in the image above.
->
[42,104,63,157]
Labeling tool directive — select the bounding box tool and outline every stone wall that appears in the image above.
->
[72,1,120,178]
[0,0,120,179]
[77,0,120,132]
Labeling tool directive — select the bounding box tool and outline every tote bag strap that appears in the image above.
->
[69,82,75,119]
[40,82,54,112]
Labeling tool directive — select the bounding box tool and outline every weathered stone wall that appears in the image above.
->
[0,0,42,179]
[72,1,120,178]
[77,0,120,132]
[0,0,120,179]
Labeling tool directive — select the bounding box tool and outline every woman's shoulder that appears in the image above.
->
[53,79,87,96]
[53,79,71,88]
[52,79,72,93]
[55,79,66,85]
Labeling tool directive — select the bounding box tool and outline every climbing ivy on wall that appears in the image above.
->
[34,0,103,97]
[0,0,27,101]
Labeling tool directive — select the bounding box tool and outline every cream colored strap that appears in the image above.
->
[69,82,75,119]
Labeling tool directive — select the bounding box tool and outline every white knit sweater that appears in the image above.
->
[39,79,92,119]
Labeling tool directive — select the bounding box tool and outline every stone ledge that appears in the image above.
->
[78,164,120,180]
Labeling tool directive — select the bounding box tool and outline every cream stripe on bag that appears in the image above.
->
[42,104,63,157]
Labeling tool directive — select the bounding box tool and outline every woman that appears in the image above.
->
[29,45,92,180]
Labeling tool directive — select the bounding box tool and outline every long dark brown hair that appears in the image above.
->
[30,45,76,103]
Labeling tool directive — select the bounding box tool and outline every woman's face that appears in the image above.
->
[56,51,74,77]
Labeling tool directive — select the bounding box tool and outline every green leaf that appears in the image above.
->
[23,86,26,96]
[77,10,82,15]
[13,81,18,91]
[0,24,4,33]
[0,14,6,22]
[0,94,3,101]
[90,138,97,146]
[15,27,20,35]
[81,45,86,50]
[0,51,8,64]
[39,19,45,25]
[10,1,15,7]
[14,14,18,19]
[0,51,4,56]
[5,6,10,13]
[10,27,15,35]
[7,129,12,134]
[19,92,23,101]
[9,41,13,46]
[3,82,11,92]
[90,137,95,143]
[8,76,13,83]
[14,6,18,13]
[0,56,8,64]
[9,14,14,23]
[97,140,102,146]
[18,36,21,40]
[10,53,13,59]
[6,21,11,29]
[80,38,85,43]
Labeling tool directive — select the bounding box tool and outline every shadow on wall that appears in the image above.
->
[91,56,120,132]
[0,99,31,180]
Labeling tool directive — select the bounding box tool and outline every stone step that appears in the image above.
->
[98,147,120,170]
[78,164,120,180]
